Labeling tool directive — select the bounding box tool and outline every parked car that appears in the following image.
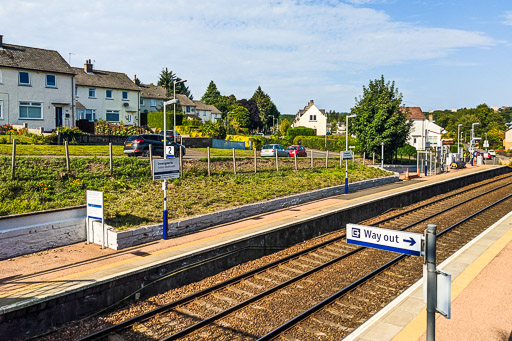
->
[159,130,181,140]
[124,134,186,157]
[482,152,492,160]
[260,144,289,157]
[254,133,264,137]
[488,150,496,157]
[286,145,307,157]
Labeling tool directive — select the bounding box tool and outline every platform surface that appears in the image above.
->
[346,191,512,341]
[0,165,507,326]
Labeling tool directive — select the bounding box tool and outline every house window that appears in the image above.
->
[19,71,30,85]
[75,87,78,97]
[46,74,57,88]
[122,91,128,100]
[140,98,145,106]
[19,102,42,119]
[414,138,417,143]
[0,69,3,83]
[126,114,132,122]
[150,99,156,107]
[186,106,190,112]
[0,100,3,119]
[88,88,96,98]
[309,115,317,121]
[78,109,96,122]
[106,90,113,99]
[106,110,120,122]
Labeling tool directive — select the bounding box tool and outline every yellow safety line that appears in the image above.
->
[392,226,512,341]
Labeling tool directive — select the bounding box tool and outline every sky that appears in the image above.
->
[1,0,511,114]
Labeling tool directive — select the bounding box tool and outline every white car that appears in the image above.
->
[260,144,289,157]
[488,150,496,157]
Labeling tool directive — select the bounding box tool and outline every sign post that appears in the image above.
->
[86,190,105,248]
[346,223,450,340]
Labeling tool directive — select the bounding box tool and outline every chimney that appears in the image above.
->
[84,59,93,73]
[133,74,137,84]
[429,113,433,122]
[0,35,3,45]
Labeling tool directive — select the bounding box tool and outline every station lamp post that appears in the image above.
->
[173,79,187,143]
[345,114,356,194]
[471,122,479,148]
[457,124,462,157]
[162,98,180,240]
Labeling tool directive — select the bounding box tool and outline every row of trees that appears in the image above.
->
[201,81,280,133]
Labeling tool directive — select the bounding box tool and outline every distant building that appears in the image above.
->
[139,83,166,113]
[401,107,444,150]
[291,100,327,135]
[0,35,75,131]
[73,60,140,125]
[504,127,512,151]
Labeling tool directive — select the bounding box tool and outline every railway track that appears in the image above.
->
[66,174,512,341]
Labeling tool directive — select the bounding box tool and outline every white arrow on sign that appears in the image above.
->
[346,223,423,256]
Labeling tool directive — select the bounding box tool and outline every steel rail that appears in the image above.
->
[78,175,511,340]
[258,191,512,340]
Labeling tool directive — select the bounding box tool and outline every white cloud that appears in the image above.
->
[503,11,512,26]
[0,0,499,113]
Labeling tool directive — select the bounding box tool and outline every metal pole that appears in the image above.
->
[381,142,384,168]
[163,102,168,240]
[345,115,349,194]
[426,224,437,341]
[173,82,176,144]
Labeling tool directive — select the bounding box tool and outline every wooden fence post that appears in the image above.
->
[232,148,236,175]
[11,139,16,180]
[180,149,183,177]
[254,148,257,173]
[311,150,314,168]
[275,151,279,172]
[325,150,329,168]
[65,140,70,172]
[207,147,211,176]
[148,144,153,175]
[363,152,365,166]
[373,152,375,164]
[339,151,342,168]
[109,142,114,176]
[294,152,298,171]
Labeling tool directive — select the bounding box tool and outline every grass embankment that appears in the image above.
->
[0,144,125,156]
[1,157,391,229]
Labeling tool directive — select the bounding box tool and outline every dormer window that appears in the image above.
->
[19,71,30,85]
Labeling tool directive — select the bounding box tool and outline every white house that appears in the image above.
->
[291,100,327,135]
[73,60,140,125]
[402,107,444,150]
[0,35,75,131]
[194,100,222,123]
[504,127,512,151]
[139,83,166,113]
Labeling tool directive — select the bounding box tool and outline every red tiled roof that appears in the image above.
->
[401,107,426,120]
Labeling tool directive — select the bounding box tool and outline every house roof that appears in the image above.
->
[176,94,195,106]
[72,67,140,91]
[193,100,221,114]
[294,100,325,123]
[139,84,167,99]
[0,43,75,75]
[401,107,426,120]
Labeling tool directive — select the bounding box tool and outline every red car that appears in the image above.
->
[286,145,307,157]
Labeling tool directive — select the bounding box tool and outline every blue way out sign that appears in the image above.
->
[346,223,423,256]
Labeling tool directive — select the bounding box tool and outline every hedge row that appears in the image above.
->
[147,112,183,130]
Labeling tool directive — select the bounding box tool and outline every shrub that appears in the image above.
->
[200,122,226,139]
[286,126,315,140]
[293,135,347,151]
[147,111,183,130]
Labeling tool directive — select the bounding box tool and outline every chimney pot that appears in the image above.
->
[0,35,3,46]
[84,59,93,73]
[429,113,433,122]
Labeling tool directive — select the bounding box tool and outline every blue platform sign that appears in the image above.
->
[346,223,423,256]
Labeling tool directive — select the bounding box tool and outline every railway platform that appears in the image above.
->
[0,164,510,339]
[346,204,512,341]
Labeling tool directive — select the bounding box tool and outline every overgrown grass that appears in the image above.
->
[0,144,125,156]
[1,156,392,230]
[194,148,256,157]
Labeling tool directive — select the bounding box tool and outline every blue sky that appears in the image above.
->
[1,0,511,114]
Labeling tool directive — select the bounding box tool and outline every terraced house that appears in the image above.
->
[0,35,75,131]
[73,60,140,125]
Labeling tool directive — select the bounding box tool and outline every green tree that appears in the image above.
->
[251,86,280,130]
[201,81,222,106]
[280,118,291,136]
[229,106,251,132]
[157,68,192,98]
[350,76,412,162]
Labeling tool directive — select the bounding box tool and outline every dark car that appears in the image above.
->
[286,145,307,157]
[124,134,186,157]
[159,130,181,140]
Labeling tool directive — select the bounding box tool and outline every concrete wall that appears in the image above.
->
[0,207,86,260]
[0,67,74,131]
